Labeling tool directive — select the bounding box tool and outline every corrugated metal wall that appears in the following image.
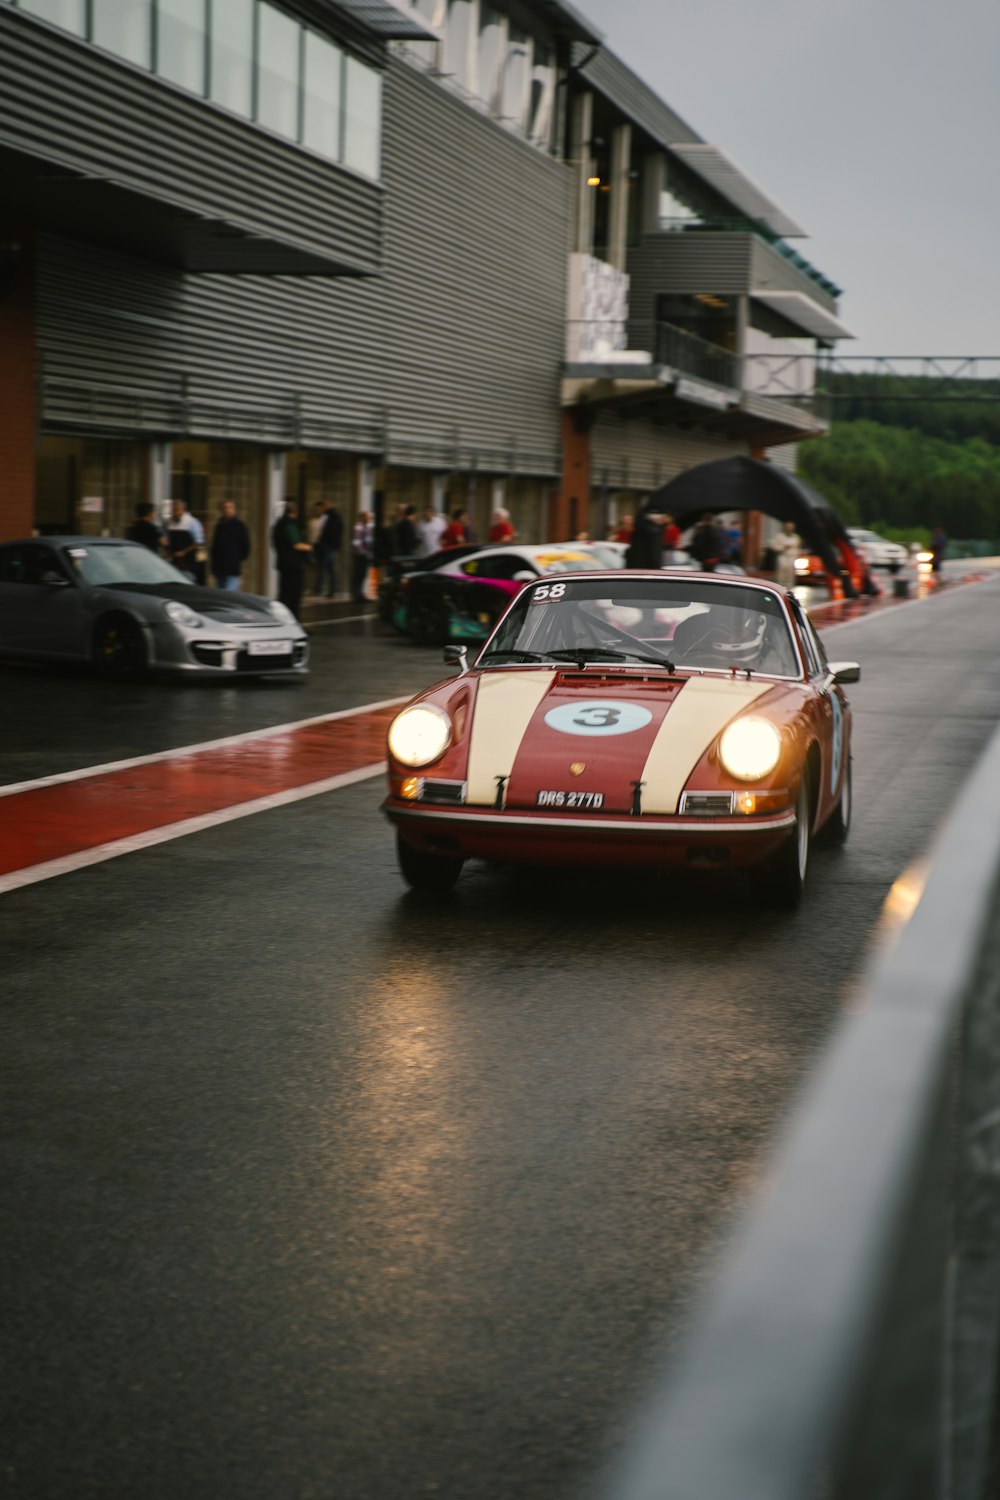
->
[590,412,744,492]
[34,55,571,476]
[627,231,838,321]
[0,7,382,272]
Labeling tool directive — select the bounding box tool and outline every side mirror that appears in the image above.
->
[829,661,861,684]
[512,571,535,582]
[443,644,468,672]
[41,571,70,587]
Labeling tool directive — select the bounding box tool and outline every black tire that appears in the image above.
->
[769,773,811,909]
[92,615,148,679]
[408,593,449,647]
[826,757,852,846]
[397,833,464,893]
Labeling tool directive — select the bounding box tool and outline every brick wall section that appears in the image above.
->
[0,229,35,541]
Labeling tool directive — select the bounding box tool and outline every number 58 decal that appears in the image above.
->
[532,582,567,601]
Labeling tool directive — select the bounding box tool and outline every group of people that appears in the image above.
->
[126,497,251,590]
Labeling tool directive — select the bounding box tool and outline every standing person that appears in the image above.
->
[126,501,163,554]
[351,509,375,602]
[416,505,446,557]
[166,498,205,581]
[625,503,668,568]
[662,512,682,551]
[931,525,947,574]
[393,504,419,557]
[315,500,343,598]
[772,520,802,588]
[489,508,515,544]
[210,499,251,591]
[611,513,634,543]
[306,502,326,594]
[688,512,725,572]
[441,508,469,549]
[271,499,312,619]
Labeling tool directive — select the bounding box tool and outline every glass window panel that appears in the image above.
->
[443,0,472,91]
[17,0,86,36]
[157,0,206,93]
[476,5,504,110]
[500,27,529,124]
[529,43,554,147]
[210,0,253,117]
[256,1,300,140]
[343,54,381,177]
[92,0,153,67]
[302,29,341,160]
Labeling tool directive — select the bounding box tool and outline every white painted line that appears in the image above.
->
[0,696,409,799]
[0,761,387,895]
[306,612,379,627]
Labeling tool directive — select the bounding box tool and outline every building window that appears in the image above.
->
[443,0,473,91]
[11,0,382,178]
[92,0,152,67]
[343,52,381,178]
[157,0,205,93]
[302,29,341,160]
[210,0,253,117]
[17,0,86,37]
[499,24,529,125]
[528,41,554,149]
[256,1,299,139]
[476,4,504,111]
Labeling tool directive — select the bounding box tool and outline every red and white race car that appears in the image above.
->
[383,571,859,906]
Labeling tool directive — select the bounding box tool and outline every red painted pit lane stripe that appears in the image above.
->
[0,699,407,893]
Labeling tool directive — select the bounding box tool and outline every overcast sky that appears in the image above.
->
[577,0,1000,361]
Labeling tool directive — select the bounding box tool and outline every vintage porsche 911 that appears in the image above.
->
[383,571,859,906]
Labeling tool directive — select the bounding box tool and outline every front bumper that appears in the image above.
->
[150,625,309,675]
[384,799,796,870]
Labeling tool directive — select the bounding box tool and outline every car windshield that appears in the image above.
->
[61,543,193,587]
[480,577,800,677]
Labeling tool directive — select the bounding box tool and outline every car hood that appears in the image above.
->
[438,668,790,815]
[103,583,283,624]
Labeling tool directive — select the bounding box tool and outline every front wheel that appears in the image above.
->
[92,615,148,679]
[769,774,811,909]
[397,833,464,893]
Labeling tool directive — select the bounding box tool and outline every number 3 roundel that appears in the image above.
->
[543,701,653,737]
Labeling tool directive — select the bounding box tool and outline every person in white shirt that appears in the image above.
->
[166,499,205,581]
[416,506,447,558]
[352,510,374,601]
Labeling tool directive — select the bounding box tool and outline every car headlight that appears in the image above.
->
[163,600,204,630]
[388,704,452,768]
[794,556,810,573]
[270,601,296,624]
[718,716,782,781]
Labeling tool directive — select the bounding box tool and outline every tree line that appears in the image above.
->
[797,374,1000,545]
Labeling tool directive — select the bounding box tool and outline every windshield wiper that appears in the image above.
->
[480,649,555,664]
[546,648,676,671]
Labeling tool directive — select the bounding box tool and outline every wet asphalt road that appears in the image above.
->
[4,578,1000,1500]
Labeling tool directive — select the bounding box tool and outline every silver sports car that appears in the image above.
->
[0,536,309,677]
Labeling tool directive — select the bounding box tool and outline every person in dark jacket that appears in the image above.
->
[315,501,343,598]
[625,503,668,569]
[271,499,312,619]
[688,513,724,571]
[126,500,163,554]
[210,500,251,591]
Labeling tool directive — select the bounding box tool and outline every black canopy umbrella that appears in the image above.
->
[647,455,867,593]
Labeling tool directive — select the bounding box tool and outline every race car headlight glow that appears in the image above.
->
[163,600,204,629]
[718,717,782,781]
[388,705,452,768]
